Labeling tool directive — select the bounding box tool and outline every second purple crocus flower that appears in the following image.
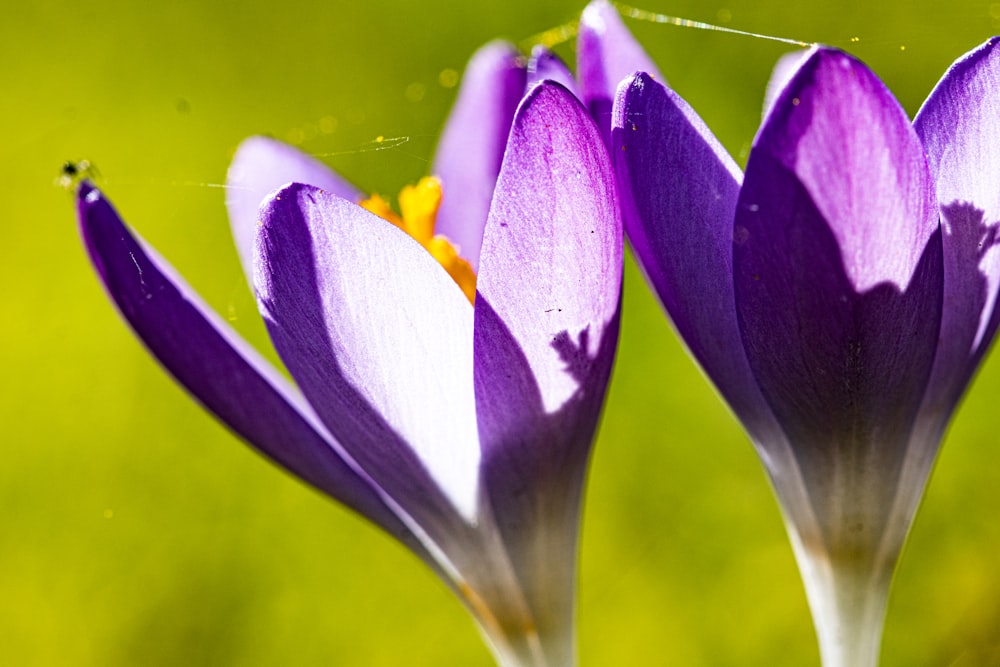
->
[610,35,1000,667]
[76,49,622,666]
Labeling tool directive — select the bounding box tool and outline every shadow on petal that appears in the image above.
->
[898,202,1000,553]
[477,297,620,502]
[920,201,1000,429]
[734,154,944,559]
[475,294,620,656]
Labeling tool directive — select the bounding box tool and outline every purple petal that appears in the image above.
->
[255,184,482,529]
[526,46,577,94]
[612,72,790,444]
[733,47,942,523]
[76,182,422,554]
[577,0,663,148]
[914,37,1000,435]
[476,80,621,464]
[226,136,359,286]
[473,81,621,629]
[432,41,527,272]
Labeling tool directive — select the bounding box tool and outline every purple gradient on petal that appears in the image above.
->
[476,81,621,450]
[914,37,1000,434]
[474,82,621,621]
[756,48,938,294]
[432,41,527,271]
[76,181,422,555]
[733,48,943,500]
[226,136,359,286]
[578,0,663,148]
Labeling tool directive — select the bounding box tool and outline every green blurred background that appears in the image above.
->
[5,0,1000,664]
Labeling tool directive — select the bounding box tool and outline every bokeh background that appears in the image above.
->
[5,0,1000,664]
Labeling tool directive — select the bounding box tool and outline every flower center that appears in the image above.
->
[360,176,477,304]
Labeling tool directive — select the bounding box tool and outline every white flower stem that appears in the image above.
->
[757,428,936,667]
[792,538,894,667]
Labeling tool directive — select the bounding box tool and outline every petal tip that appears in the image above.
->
[258,181,314,218]
[467,39,524,71]
[580,0,615,31]
[520,78,578,112]
[75,179,99,203]
[623,70,655,93]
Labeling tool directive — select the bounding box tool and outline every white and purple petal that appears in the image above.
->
[254,185,481,529]
[762,49,811,118]
[914,37,1000,438]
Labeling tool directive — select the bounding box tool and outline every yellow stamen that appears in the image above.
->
[359,193,400,227]
[397,177,439,245]
[360,176,477,304]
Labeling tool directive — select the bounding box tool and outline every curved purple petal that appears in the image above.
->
[612,72,789,442]
[473,81,621,643]
[526,46,577,94]
[733,47,942,540]
[914,37,1000,437]
[254,184,481,532]
[577,0,663,148]
[75,182,422,555]
[432,41,527,272]
[226,136,359,286]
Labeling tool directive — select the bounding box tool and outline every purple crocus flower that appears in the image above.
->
[75,57,622,667]
[609,37,1000,667]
